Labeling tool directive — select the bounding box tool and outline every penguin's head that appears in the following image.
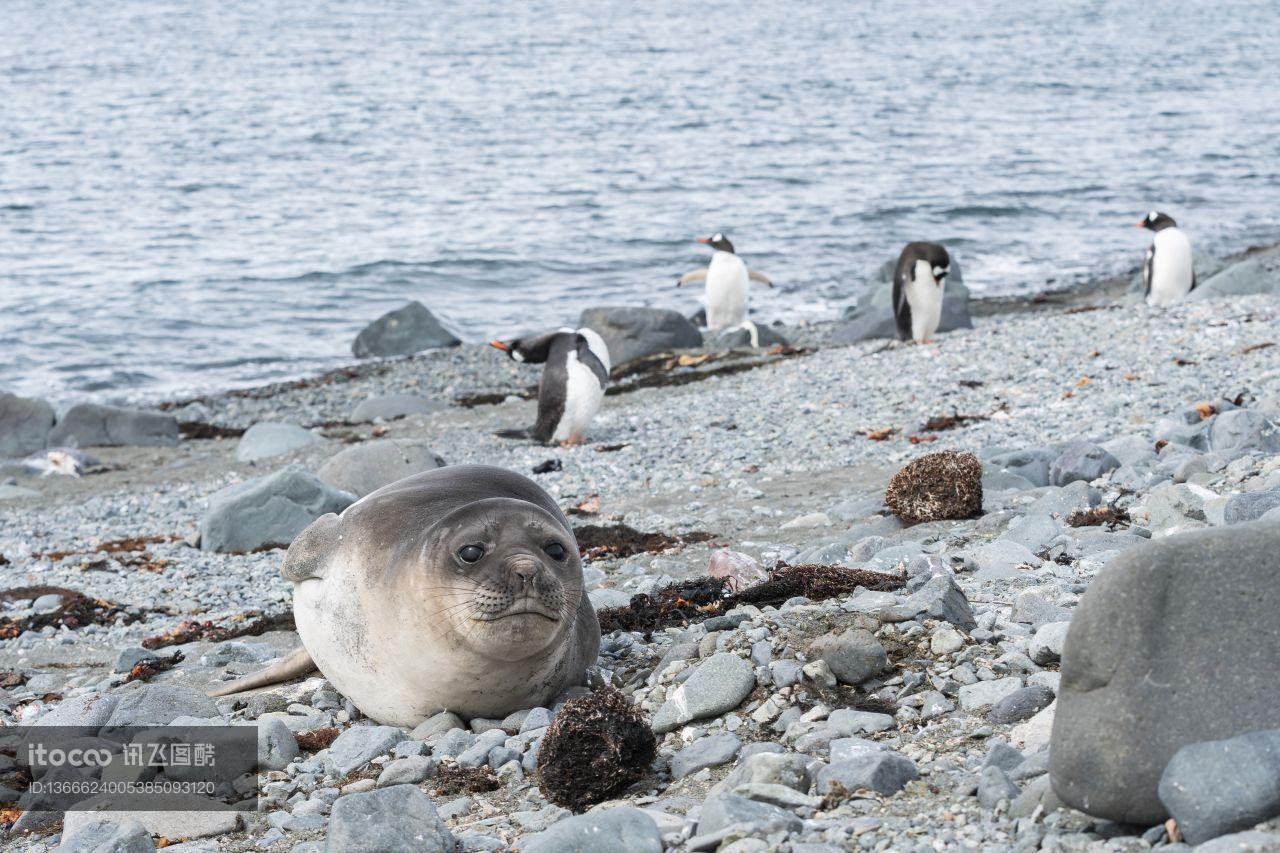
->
[489,339,527,362]
[1137,211,1177,231]
[697,233,735,253]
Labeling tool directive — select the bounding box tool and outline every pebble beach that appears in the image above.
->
[3,245,1280,852]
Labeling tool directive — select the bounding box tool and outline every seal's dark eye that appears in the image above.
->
[544,542,567,561]
[458,544,484,564]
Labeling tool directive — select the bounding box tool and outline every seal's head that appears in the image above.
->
[416,497,583,659]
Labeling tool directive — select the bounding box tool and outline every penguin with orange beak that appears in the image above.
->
[489,328,611,446]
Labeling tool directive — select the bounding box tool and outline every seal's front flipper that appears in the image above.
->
[207,646,318,697]
[281,513,342,583]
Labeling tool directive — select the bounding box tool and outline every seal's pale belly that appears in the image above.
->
[294,558,595,727]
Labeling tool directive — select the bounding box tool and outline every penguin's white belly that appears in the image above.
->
[905,260,945,343]
[552,351,604,443]
[1147,228,1194,307]
[705,253,749,330]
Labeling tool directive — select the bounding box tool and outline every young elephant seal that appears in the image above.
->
[208,465,599,727]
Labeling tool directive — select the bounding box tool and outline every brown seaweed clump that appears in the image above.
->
[537,687,656,811]
[733,563,904,607]
[1067,505,1131,528]
[885,450,983,525]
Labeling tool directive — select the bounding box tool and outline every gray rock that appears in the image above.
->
[983,740,1025,772]
[1051,521,1280,825]
[887,573,978,631]
[671,732,742,780]
[828,710,895,735]
[1189,247,1280,300]
[0,483,39,500]
[411,711,465,741]
[651,652,756,733]
[0,392,55,457]
[60,795,241,840]
[1210,410,1280,457]
[47,404,178,448]
[715,323,790,349]
[350,394,443,423]
[57,817,155,853]
[1157,729,1280,845]
[317,440,446,498]
[1224,490,1280,525]
[1028,481,1102,518]
[978,765,1021,809]
[113,646,161,673]
[1010,774,1065,819]
[522,806,664,853]
[1001,514,1063,552]
[989,686,1056,725]
[986,448,1056,488]
[236,422,319,462]
[1029,622,1071,665]
[34,692,118,729]
[696,794,803,836]
[711,751,813,798]
[1145,482,1217,531]
[1050,441,1121,486]
[328,726,407,776]
[1193,830,1280,852]
[968,540,1041,582]
[325,784,455,852]
[105,685,220,728]
[377,755,436,787]
[958,677,1024,711]
[199,464,355,553]
[816,751,919,796]
[351,301,460,358]
[808,628,889,685]
[258,716,299,771]
[579,306,702,366]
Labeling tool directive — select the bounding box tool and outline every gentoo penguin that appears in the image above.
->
[677,233,774,343]
[1138,211,1195,306]
[892,241,951,344]
[490,328,610,446]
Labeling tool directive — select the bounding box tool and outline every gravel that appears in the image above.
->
[3,276,1280,852]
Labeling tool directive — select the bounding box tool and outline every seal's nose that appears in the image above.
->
[507,556,542,584]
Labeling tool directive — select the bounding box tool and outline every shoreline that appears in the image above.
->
[2,242,1280,850]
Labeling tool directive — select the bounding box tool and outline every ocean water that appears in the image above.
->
[3,0,1279,404]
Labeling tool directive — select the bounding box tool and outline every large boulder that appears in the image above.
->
[352,302,460,359]
[0,391,55,457]
[199,465,355,553]
[831,259,972,344]
[1050,521,1280,825]
[579,306,702,366]
[47,404,178,448]
[317,440,445,498]
[1188,246,1280,301]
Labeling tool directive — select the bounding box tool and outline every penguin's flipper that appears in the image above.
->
[892,269,913,342]
[748,270,774,287]
[1143,245,1154,298]
[677,269,708,288]
[1190,269,1198,292]
[494,427,534,440]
